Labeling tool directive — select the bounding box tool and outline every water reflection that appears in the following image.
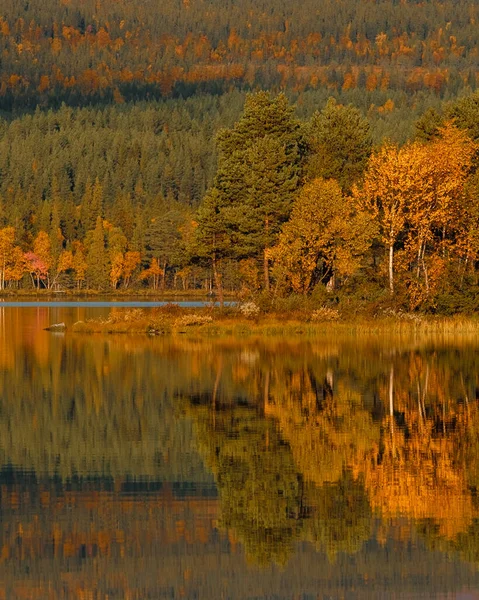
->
[1,306,479,597]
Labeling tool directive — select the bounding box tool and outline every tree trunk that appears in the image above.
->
[161,261,167,291]
[421,243,429,293]
[212,252,224,307]
[263,248,270,292]
[417,240,423,279]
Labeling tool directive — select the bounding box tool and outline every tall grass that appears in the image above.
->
[70,306,479,339]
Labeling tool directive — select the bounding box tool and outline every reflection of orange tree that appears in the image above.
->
[260,353,479,553]
[363,413,474,540]
[412,391,479,567]
[363,361,478,542]
[265,374,380,486]
[261,366,377,560]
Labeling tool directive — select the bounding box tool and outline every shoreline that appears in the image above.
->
[67,308,479,337]
[0,289,218,299]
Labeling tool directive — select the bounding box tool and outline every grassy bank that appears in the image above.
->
[68,305,479,337]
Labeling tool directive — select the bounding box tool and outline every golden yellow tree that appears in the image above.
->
[51,249,74,289]
[5,246,26,287]
[122,251,141,289]
[272,178,373,294]
[140,258,164,290]
[0,227,16,290]
[356,124,475,302]
[354,142,412,295]
[110,253,124,289]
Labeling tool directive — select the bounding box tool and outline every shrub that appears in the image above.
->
[311,306,340,321]
[175,314,213,327]
[239,301,260,318]
[106,308,145,323]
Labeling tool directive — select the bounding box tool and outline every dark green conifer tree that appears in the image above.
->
[191,188,231,304]
[86,216,109,289]
[80,178,103,235]
[305,98,372,192]
[197,91,304,291]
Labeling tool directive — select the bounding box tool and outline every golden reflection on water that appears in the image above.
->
[1,306,479,597]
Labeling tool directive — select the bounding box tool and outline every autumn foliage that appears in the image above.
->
[1,89,479,311]
[1,0,479,110]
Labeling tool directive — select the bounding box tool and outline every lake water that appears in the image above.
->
[2,305,479,599]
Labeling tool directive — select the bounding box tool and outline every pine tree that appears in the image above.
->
[197,91,304,291]
[305,98,372,192]
[86,217,109,289]
[144,204,185,290]
[80,178,103,234]
[191,189,231,304]
[49,201,63,265]
[238,136,299,289]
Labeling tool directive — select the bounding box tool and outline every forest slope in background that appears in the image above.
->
[1,0,479,111]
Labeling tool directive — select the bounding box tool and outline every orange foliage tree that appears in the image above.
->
[355,124,476,304]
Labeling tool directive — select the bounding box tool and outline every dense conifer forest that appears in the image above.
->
[2,0,479,312]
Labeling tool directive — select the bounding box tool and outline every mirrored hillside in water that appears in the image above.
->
[1,305,479,598]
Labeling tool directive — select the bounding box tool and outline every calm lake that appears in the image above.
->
[2,304,479,599]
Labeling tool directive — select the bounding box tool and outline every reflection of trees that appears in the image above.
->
[0,481,222,599]
[303,474,372,561]
[5,313,479,570]
[414,401,479,568]
[262,361,376,560]
[0,328,221,481]
[183,399,304,566]
[265,370,380,486]
[363,413,475,540]
[184,338,479,567]
[183,359,374,566]
[362,355,479,542]
[418,519,479,570]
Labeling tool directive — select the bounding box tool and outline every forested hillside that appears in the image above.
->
[2,0,479,310]
[1,0,479,110]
